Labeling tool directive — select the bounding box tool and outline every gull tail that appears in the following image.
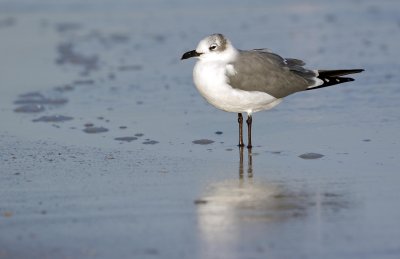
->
[307,69,364,90]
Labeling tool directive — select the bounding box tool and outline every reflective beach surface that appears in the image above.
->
[1,0,400,258]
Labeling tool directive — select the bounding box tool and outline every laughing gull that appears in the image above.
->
[181,33,363,148]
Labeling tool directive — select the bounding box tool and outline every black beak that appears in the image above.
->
[181,50,201,60]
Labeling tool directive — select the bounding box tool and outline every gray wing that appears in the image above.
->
[227,49,318,98]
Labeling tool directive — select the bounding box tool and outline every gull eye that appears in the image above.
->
[209,44,217,51]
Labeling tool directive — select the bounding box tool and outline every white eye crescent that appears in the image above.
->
[209,44,217,51]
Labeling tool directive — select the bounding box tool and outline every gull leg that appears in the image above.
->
[238,113,244,147]
[246,115,253,149]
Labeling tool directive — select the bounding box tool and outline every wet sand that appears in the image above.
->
[1,0,400,258]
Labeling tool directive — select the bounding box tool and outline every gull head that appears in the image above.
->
[181,33,237,62]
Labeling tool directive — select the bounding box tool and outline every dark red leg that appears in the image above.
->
[246,115,252,149]
[238,113,244,147]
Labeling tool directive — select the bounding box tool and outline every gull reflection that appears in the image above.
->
[197,147,306,224]
[196,147,350,257]
[239,146,253,179]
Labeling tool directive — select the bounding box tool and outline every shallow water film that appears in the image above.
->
[1,0,400,258]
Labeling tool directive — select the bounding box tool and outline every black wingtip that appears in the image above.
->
[343,69,364,74]
[306,69,363,91]
[318,69,364,77]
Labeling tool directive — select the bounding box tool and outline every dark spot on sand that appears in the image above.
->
[134,133,144,137]
[2,211,13,218]
[0,17,16,28]
[324,192,342,197]
[109,33,130,44]
[192,139,214,145]
[108,73,116,80]
[324,13,337,23]
[53,84,74,92]
[73,79,95,85]
[114,137,138,142]
[362,39,372,47]
[194,199,208,205]
[225,148,233,151]
[14,104,45,113]
[363,139,371,142]
[268,151,283,155]
[55,22,82,33]
[83,127,109,134]
[142,140,159,145]
[215,131,223,135]
[118,65,142,71]
[144,248,159,255]
[32,115,73,122]
[153,34,166,43]
[298,153,324,160]
[14,96,68,105]
[384,73,393,80]
[366,5,381,15]
[56,42,99,75]
[18,92,43,98]
[84,123,94,127]
[119,126,127,129]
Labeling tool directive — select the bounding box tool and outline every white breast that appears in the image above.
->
[193,61,282,114]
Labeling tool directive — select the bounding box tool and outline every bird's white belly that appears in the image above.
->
[193,61,282,114]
